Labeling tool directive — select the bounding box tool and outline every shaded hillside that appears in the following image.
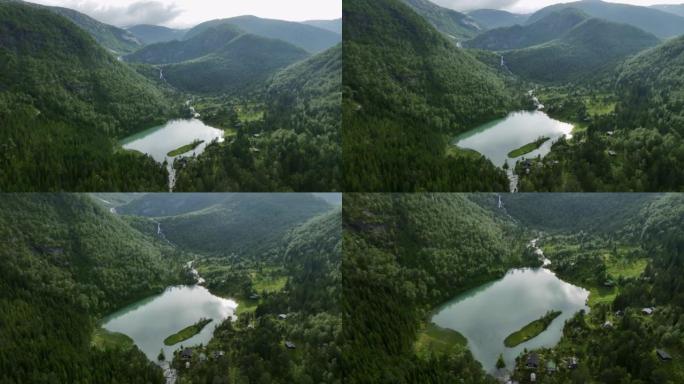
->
[467,9,529,29]
[185,15,341,53]
[401,0,482,40]
[616,35,684,135]
[0,1,173,191]
[343,193,524,383]
[527,0,684,39]
[343,0,525,192]
[465,8,588,51]
[302,18,342,34]
[121,193,333,255]
[651,3,684,17]
[504,18,660,84]
[0,194,185,383]
[173,45,342,192]
[127,24,187,44]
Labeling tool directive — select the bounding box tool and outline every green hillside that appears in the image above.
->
[504,18,660,83]
[185,15,341,53]
[401,0,482,40]
[173,45,342,191]
[0,194,184,383]
[343,194,524,383]
[127,24,187,44]
[302,18,342,34]
[527,0,684,39]
[465,8,588,51]
[467,9,529,29]
[343,0,526,192]
[0,1,174,191]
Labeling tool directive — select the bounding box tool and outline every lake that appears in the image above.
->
[431,267,589,374]
[453,111,573,169]
[121,119,224,190]
[102,284,236,372]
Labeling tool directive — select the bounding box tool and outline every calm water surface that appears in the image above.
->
[431,267,588,374]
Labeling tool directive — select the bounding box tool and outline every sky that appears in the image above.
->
[432,0,684,13]
[29,0,341,28]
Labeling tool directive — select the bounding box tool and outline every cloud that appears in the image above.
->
[431,0,521,12]
[61,1,184,27]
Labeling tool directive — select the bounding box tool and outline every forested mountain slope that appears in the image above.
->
[504,18,660,83]
[126,24,187,44]
[343,194,526,383]
[651,3,684,17]
[401,0,482,40]
[0,194,184,383]
[120,193,333,256]
[185,15,341,53]
[343,0,526,192]
[466,9,529,29]
[465,8,588,51]
[0,1,174,191]
[173,45,342,192]
[302,18,342,34]
[527,0,684,38]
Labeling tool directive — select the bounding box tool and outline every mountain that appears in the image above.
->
[118,193,333,255]
[0,1,173,191]
[527,0,684,39]
[126,24,187,44]
[467,9,529,29]
[344,0,525,192]
[616,35,684,135]
[465,8,589,51]
[302,18,342,34]
[126,24,309,93]
[651,4,684,17]
[503,18,660,83]
[0,194,181,383]
[401,0,482,40]
[185,15,341,53]
[29,3,142,54]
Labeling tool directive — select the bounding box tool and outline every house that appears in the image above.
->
[642,307,654,315]
[607,131,614,136]
[567,357,578,369]
[181,348,193,360]
[656,349,672,361]
[603,279,615,287]
[185,361,190,369]
[546,361,557,374]
[608,150,617,156]
[249,293,260,300]
[615,310,624,317]
[526,353,539,369]
[530,373,536,382]
[285,341,296,350]
[199,353,207,362]
[278,314,288,320]
[602,321,613,329]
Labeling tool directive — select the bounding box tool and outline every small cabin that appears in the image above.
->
[657,349,672,361]
[249,293,260,300]
[546,361,557,374]
[608,150,617,156]
[602,321,613,329]
[615,310,624,317]
[642,307,654,315]
[278,314,288,320]
[199,353,207,362]
[567,357,578,369]
[526,353,539,369]
[285,341,296,350]
[530,373,536,382]
[181,348,193,360]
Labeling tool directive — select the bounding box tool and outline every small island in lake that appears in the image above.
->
[164,318,213,346]
[504,310,561,347]
[507,137,550,158]
[167,139,205,157]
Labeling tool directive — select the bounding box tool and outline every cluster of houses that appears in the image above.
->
[179,348,226,369]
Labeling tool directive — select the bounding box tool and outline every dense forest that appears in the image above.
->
[343,193,684,383]
[343,0,530,192]
[0,193,341,384]
[0,1,341,192]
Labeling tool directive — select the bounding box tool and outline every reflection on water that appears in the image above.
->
[431,267,589,374]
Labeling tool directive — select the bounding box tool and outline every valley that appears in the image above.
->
[343,0,684,192]
[0,193,341,384]
[0,1,341,192]
[343,193,684,383]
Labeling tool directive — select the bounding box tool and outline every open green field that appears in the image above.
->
[508,137,550,158]
[415,322,467,357]
[167,140,204,157]
[164,318,213,346]
[504,310,561,347]
[91,327,135,351]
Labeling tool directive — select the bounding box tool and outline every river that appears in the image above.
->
[430,239,588,376]
[120,119,224,191]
